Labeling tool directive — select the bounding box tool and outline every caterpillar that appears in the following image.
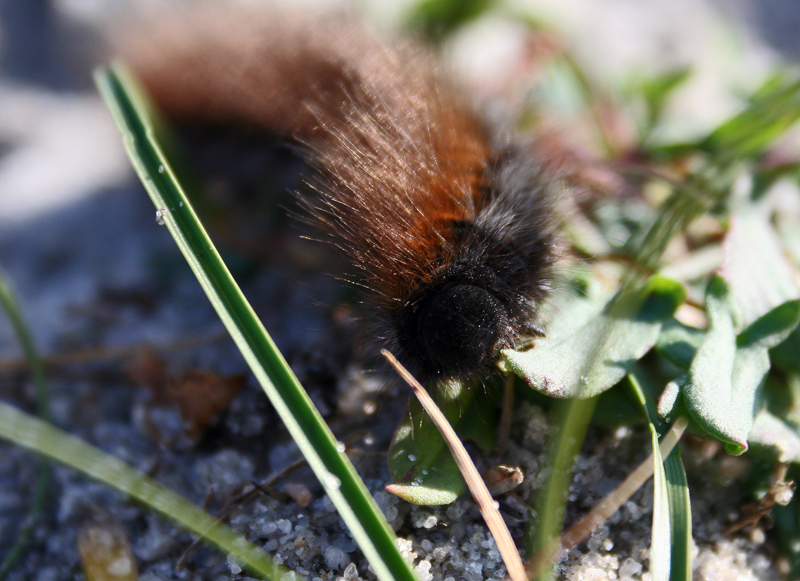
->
[122,7,561,384]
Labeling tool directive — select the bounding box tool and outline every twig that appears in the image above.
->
[0,330,229,374]
[382,350,527,581]
[176,457,306,571]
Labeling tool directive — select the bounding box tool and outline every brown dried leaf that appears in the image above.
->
[168,370,246,438]
[124,349,168,399]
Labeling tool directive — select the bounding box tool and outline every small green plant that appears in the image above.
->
[396,4,800,577]
[502,45,800,580]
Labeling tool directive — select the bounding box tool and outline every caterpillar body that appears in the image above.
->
[124,8,561,383]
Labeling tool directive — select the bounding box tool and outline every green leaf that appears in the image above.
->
[95,64,417,581]
[655,319,704,370]
[626,371,692,580]
[738,299,800,349]
[591,384,643,427]
[700,74,800,159]
[650,432,671,581]
[641,67,691,122]
[525,397,598,575]
[645,74,800,165]
[537,270,601,338]
[722,205,800,329]
[671,196,800,454]
[406,0,494,42]
[680,275,743,451]
[748,408,800,464]
[645,141,704,161]
[637,66,692,140]
[748,373,800,462]
[503,276,685,398]
[771,326,800,374]
[387,383,498,505]
[678,275,800,455]
[752,161,800,200]
[387,396,466,506]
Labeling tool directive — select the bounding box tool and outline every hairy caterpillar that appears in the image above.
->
[123,7,561,383]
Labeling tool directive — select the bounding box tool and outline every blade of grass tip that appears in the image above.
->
[381,350,527,581]
[0,401,286,580]
[0,269,52,580]
[94,63,415,581]
[627,373,671,581]
[525,416,688,579]
[663,443,692,581]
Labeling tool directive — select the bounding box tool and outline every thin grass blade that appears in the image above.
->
[94,63,416,581]
[0,402,285,579]
[0,269,52,580]
[663,446,692,581]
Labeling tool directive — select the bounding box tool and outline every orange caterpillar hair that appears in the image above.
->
[124,7,559,382]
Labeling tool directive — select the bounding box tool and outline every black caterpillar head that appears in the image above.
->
[391,142,559,383]
[396,262,512,379]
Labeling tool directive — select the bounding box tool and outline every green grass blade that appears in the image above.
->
[625,372,674,581]
[637,66,692,142]
[525,396,597,580]
[0,401,285,579]
[627,370,693,580]
[0,269,52,580]
[0,272,49,423]
[94,63,416,581]
[663,447,692,581]
[701,74,800,159]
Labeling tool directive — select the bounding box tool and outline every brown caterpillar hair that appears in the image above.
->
[123,7,560,383]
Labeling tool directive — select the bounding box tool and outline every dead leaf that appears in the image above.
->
[168,370,246,438]
[124,349,168,400]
